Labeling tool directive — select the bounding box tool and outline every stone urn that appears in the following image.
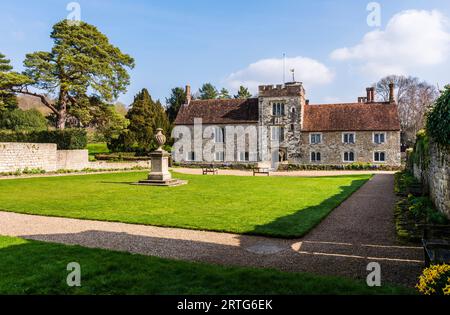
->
[155,128,166,151]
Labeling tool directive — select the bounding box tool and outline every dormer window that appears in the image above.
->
[272,102,285,116]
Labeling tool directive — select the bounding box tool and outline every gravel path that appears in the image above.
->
[0,174,423,287]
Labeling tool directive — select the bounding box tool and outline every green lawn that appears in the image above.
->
[0,236,412,295]
[87,142,110,155]
[86,142,109,161]
[0,172,370,237]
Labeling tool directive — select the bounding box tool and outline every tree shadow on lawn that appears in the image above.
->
[245,177,369,238]
[9,230,419,291]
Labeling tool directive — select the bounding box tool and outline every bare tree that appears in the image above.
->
[375,75,439,148]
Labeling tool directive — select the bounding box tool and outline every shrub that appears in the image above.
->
[0,109,48,131]
[426,85,450,147]
[394,171,421,196]
[0,129,87,150]
[416,264,450,295]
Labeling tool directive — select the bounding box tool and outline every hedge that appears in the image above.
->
[0,109,48,132]
[0,129,87,150]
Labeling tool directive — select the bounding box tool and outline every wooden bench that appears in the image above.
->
[422,225,450,267]
[253,163,271,176]
[202,164,218,175]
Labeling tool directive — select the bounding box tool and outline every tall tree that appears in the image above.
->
[234,86,252,99]
[4,20,134,129]
[199,83,218,100]
[165,87,187,123]
[114,102,128,117]
[0,53,30,111]
[375,75,439,147]
[218,88,231,99]
[110,89,170,153]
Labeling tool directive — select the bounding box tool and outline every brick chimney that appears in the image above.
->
[371,87,376,102]
[366,88,372,102]
[186,85,191,105]
[389,83,395,103]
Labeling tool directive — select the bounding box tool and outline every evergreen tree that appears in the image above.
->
[0,53,26,111]
[219,88,231,99]
[199,83,218,100]
[110,89,170,153]
[234,86,252,99]
[1,20,134,129]
[166,87,187,123]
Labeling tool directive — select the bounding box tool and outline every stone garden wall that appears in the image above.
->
[0,142,150,173]
[56,150,90,171]
[0,142,58,172]
[413,140,450,218]
[427,142,449,218]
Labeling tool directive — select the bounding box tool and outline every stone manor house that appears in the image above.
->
[173,82,401,168]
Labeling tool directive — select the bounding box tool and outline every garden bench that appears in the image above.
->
[253,162,271,176]
[422,225,450,267]
[202,164,218,175]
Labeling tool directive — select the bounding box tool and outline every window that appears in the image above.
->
[238,152,249,162]
[272,102,285,116]
[186,152,196,161]
[271,127,285,142]
[290,124,295,132]
[374,152,386,162]
[215,151,224,162]
[343,133,356,144]
[311,152,321,162]
[214,127,224,143]
[373,133,386,144]
[310,133,322,144]
[343,151,355,162]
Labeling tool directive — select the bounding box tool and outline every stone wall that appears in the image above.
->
[413,141,450,218]
[57,150,89,171]
[0,143,58,172]
[258,83,305,163]
[0,142,151,173]
[172,124,259,163]
[89,160,151,170]
[299,131,401,166]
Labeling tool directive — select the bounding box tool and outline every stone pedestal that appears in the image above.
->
[136,150,187,187]
[147,150,172,181]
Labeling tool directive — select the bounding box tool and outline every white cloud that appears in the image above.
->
[330,10,450,78]
[224,56,334,94]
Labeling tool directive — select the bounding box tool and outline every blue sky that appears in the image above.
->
[1,0,449,106]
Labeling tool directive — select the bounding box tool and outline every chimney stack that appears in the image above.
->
[389,83,395,103]
[366,88,372,102]
[186,85,191,105]
[305,99,310,105]
[371,87,376,102]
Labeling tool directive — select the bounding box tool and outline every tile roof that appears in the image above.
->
[302,102,401,132]
[174,98,401,132]
[174,98,259,125]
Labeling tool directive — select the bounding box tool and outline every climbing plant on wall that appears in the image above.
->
[412,130,430,171]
